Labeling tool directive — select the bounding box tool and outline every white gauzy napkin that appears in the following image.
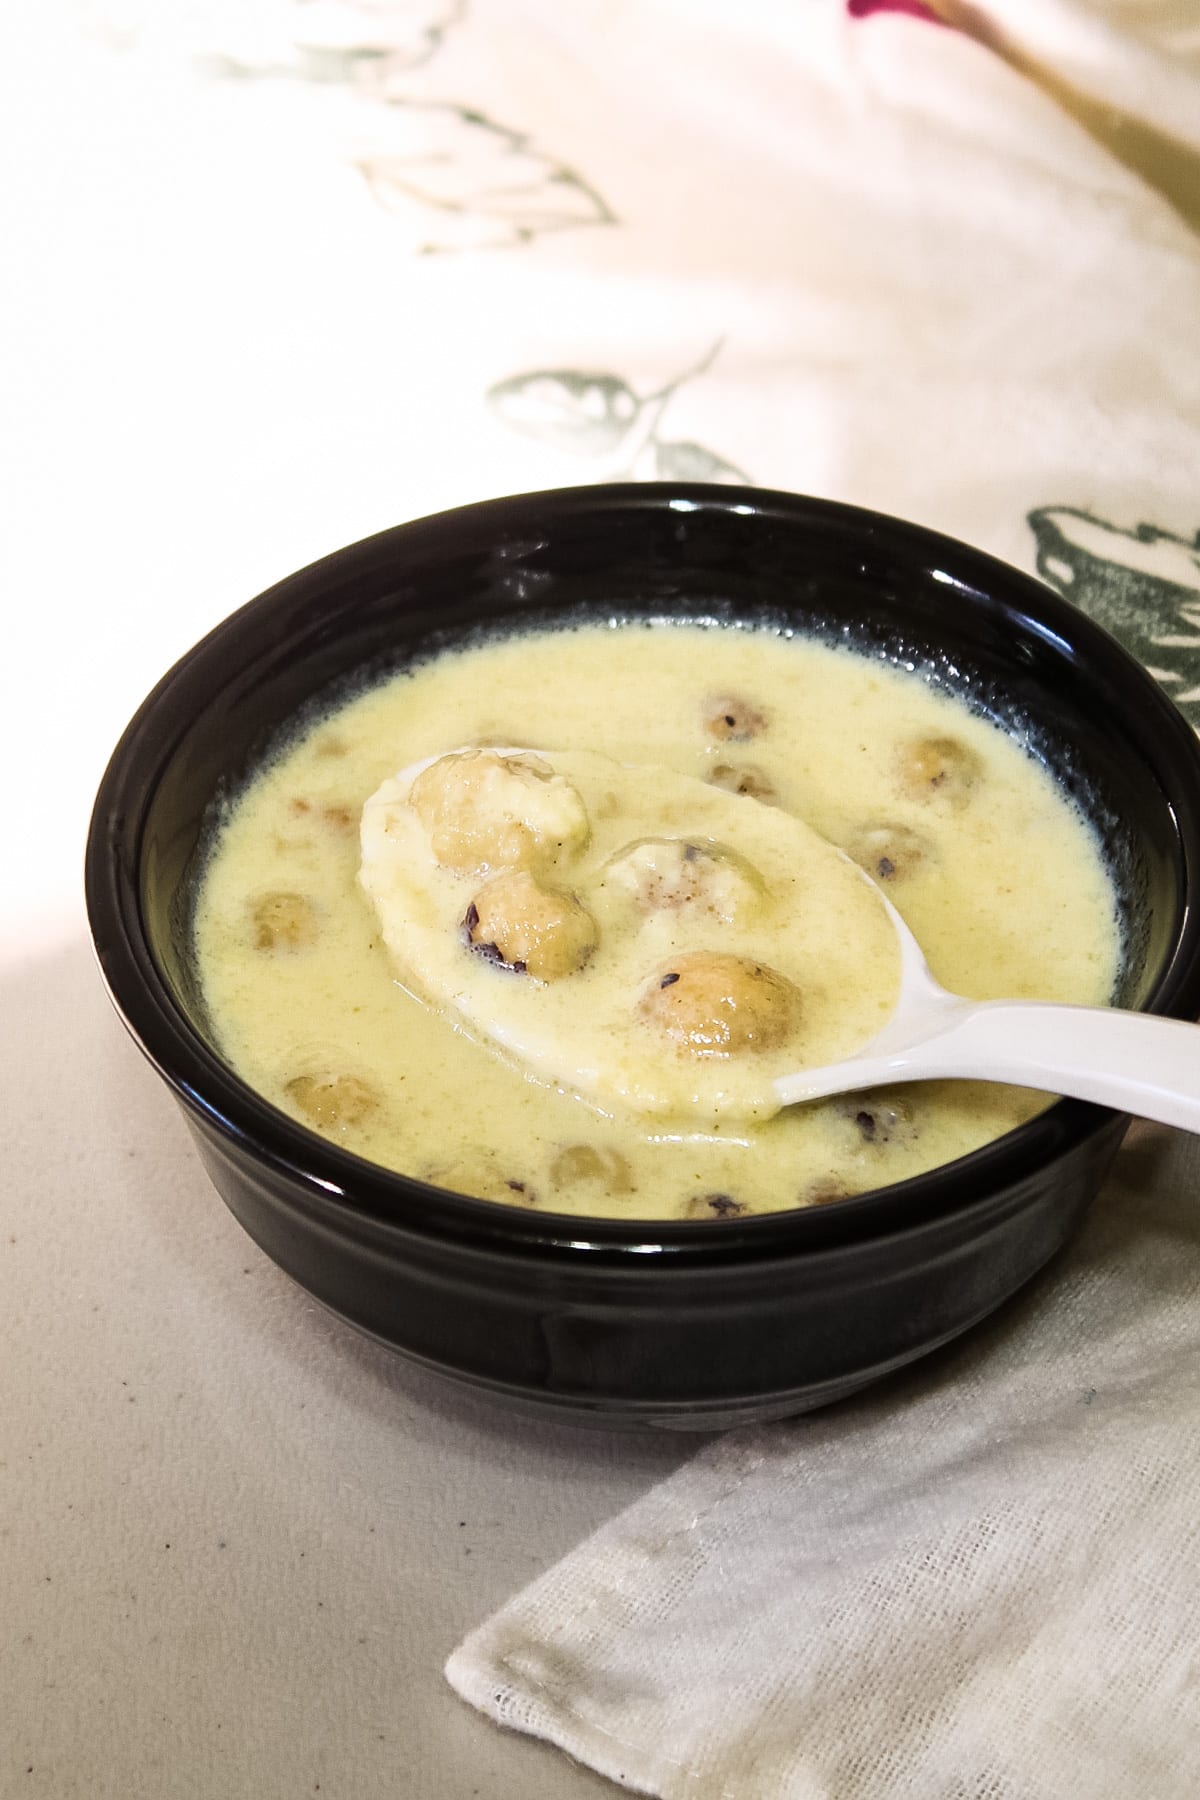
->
[447,1124,1200,1797]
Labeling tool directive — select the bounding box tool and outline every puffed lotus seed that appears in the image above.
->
[285,1073,379,1129]
[422,1158,539,1205]
[895,735,982,808]
[603,838,764,924]
[639,952,800,1056]
[706,762,778,803]
[683,1191,747,1219]
[253,891,318,951]
[411,750,589,873]
[702,693,768,742]
[841,1094,918,1148]
[549,1144,634,1194]
[464,869,598,980]
[845,822,933,883]
[800,1176,853,1206]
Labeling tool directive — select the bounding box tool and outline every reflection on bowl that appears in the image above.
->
[85,485,1200,1428]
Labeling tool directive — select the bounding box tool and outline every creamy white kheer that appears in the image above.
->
[193,622,1121,1220]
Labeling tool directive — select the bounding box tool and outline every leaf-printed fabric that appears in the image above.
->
[113,0,616,251]
[1029,508,1200,724]
[356,103,613,253]
[488,371,642,455]
[488,347,749,485]
[92,0,466,74]
[284,0,466,71]
[650,440,747,483]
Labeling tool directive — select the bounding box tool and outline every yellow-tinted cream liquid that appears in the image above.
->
[193,622,1120,1220]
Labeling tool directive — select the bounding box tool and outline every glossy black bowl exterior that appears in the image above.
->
[86,486,1200,1427]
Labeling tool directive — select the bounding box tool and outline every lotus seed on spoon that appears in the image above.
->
[359,746,902,1124]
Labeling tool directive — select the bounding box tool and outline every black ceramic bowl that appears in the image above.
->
[86,485,1200,1429]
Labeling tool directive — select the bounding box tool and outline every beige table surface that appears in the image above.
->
[5,943,703,1799]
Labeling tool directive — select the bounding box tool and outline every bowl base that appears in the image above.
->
[324,1291,1035,1432]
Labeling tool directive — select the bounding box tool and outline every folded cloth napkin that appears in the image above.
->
[446,1125,1200,1797]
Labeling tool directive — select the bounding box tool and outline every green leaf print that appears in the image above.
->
[357,103,615,251]
[1029,507,1200,725]
[487,342,749,484]
[489,372,641,453]
[653,439,748,483]
[184,4,615,252]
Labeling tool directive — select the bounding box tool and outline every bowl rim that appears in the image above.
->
[85,482,1200,1262]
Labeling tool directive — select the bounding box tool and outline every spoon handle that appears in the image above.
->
[795,1001,1200,1131]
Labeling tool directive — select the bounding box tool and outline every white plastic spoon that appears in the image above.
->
[774,871,1200,1129]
